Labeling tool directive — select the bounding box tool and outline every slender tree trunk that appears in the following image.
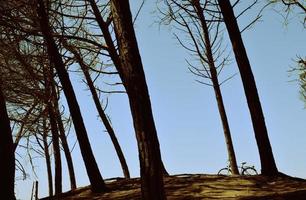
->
[42,118,54,197]
[35,181,39,200]
[36,0,106,192]
[31,181,35,200]
[193,0,239,175]
[88,0,168,177]
[0,86,16,200]
[217,0,278,175]
[82,66,131,179]
[52,81,77,189]
[63,43,130,179]
[212,77,240,175]
[44,64,62,195]
[110,1,166,199]
[47,102,62,195]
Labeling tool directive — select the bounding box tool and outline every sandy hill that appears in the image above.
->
[40,174,306,200]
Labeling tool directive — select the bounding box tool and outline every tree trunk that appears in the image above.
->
[64,43,130,179]
[88,0,168,177]
[47,102,62,195]
[0,86,16,200]
[193,0,239,175]
[35,181,39,200]
[110,1,166,199]
[83,66,131,179]
[52,80,77,189]
[212,76,239,175]
[44,63,62,195]
[217,0,278,175]
[42,118,53,197]
[36,0,106,192]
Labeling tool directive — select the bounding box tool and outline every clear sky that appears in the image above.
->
[15,1,306,199]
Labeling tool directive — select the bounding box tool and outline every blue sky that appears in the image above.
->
[15,1,306,199]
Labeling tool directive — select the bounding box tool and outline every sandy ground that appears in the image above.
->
[40,174,306,200]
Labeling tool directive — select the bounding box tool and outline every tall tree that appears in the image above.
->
[47,101,62,195]
[87,0,168,177]
[0,84,16,200]
[63,41,130,179]
[192,0,239,175]
[53,87,77,190]
[44,66,62,195]
[36,0,106,192]
[217,0,278,175]
[109,1,166,199]
[162,0,239,175]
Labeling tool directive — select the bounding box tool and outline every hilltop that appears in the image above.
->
[40,174,306,200]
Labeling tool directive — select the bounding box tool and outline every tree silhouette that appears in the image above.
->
[62,40,130,179]
[43,65,62,195]
[53,83,77,190]
[217,0,278,176]
[0,84,16,200]
[110,1,167,198]
[2,0,301,199]
[161,0,239,175]
[36,0,106,192]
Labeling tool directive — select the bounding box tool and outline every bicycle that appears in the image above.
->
[218,162,258,176]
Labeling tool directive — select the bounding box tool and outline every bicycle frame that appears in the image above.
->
[218,162,257,175]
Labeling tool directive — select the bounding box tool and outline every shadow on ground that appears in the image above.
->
[41,174,306,200]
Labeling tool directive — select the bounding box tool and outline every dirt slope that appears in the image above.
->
[41,174,306,200]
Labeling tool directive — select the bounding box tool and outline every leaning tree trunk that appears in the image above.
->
[193,0,239,175]
[217,0,278,176]
[88,0,168,177]
[42,118,53,197]
[44,64,62,195]
[52,80,77,189]
[0,86,16,200]
[110,1,166,199]
[212,77,240,175]
[47,102,62,195]
[36,0,106,192]
[81,62,131,179]
[63,42,130,179]
[54,106,77,190]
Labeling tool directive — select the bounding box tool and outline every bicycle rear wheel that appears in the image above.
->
[218,168,231,175]
[242,167,258,175]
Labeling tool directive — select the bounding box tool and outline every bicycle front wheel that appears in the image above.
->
[218,168,231,176]
[242,167,258,175]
